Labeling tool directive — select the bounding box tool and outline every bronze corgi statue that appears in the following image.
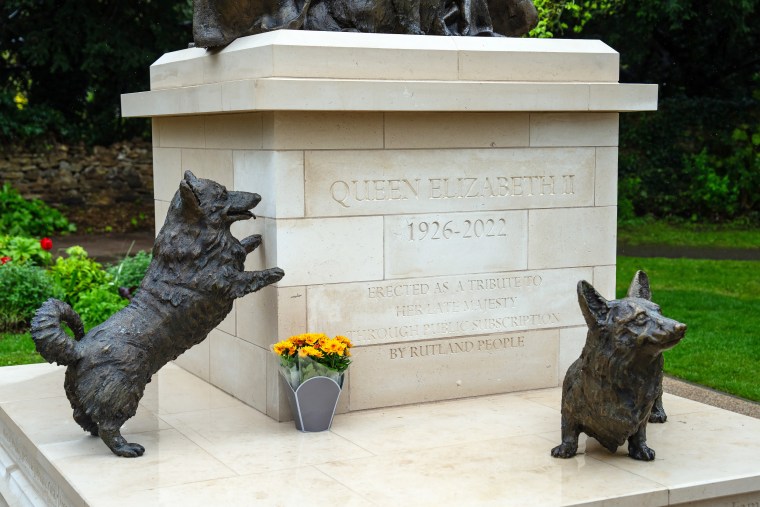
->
[32,171,284,457]
[551,271,686,461]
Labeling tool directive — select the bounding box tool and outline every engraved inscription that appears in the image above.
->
[331,175,576,208]
[306,148,596,216]
[389,335,525,359]
[330,178,421,208]
[407,217,509,241]
[385,210,527,278]
[348,329,559,409]
[307,268,589,345]
[732,501,760,507]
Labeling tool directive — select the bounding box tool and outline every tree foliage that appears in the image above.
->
[533,0,759,222]
[1,0,192,144]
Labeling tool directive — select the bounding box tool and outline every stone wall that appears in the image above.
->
[1,141,154,232]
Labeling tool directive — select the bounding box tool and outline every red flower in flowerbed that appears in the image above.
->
[40,237,53,251]
[0,256,11,265]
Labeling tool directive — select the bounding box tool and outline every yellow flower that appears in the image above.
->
[289,334,307,347]
[335,335,353,348]
[321,338,346,356]
[14,93,28,111]
[299,346,323,358]
[273,340,295,356]
[303,333,327,346]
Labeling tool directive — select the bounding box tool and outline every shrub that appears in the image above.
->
[0,184,76,237]
[0,90,69,143]
[107,251,152,290]
[0,263,64,332]
[619,97,760,223]
[0,235,53,266]
[73,284,129,332]
[48,246,111,305]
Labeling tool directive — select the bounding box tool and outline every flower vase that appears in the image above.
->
[280,373,344,432]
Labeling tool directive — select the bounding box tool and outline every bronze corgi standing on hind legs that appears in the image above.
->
[551,271,686,461]
[31,171,285,457]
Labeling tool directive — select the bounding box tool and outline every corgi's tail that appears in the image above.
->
[30,299,84,366]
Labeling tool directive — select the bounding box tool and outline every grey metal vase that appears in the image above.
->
[282,374,343,432]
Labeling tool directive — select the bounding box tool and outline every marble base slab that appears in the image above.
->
[2,363,759,507]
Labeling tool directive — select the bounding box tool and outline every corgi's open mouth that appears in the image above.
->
[226,209,256,221]
[656,335,684,350]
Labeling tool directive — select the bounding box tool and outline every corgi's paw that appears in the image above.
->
[628,443,655,461]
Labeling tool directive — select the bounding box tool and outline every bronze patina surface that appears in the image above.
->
[31,171,284,457]
[193,0,537,47]
[551,271,686,461]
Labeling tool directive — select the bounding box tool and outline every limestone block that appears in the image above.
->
[180,149,233,190]
[124,85,224,118]
[528,207,616,269]
[236,285,307,349]
[305,147,595,217]
[275,217,384,286]
[349,330,559,409]
[220,79,592,113]
[453,37,619,83]
[590,83,659,111]
[152,148,182,202]
[209,329,268,413]
[233,150,305,219]
[262,112,384,150]
[384,210,528,278]
[156,116,205,148]
[150,46,207,90]
[530,113,619,147]
[205,113,263,150]
[307,267,591,346]
[384,112,530,149]
[595,147,619,207]
[234,216,384,286]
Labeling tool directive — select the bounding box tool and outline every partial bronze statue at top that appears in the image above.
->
[193,0,538,47]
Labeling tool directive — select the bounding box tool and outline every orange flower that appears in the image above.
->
[335,335,353,348]
[298,346,323,358]
[321,338,347,355]
[273,340,296,356]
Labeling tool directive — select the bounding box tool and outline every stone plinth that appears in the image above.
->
[121,30,657,421]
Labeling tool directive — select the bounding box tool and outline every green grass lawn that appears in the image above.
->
[0,332,45,367]
[617,256,760,402]
[618,220,760,249]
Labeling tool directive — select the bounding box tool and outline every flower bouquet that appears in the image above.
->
[272,333,353,432]
[273,333,352,388]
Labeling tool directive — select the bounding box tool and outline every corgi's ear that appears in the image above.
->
[577,280,609,326]
[627,270,651,300]
[179,173,201,217]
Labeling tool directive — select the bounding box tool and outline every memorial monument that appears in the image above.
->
[121,27,657,422]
